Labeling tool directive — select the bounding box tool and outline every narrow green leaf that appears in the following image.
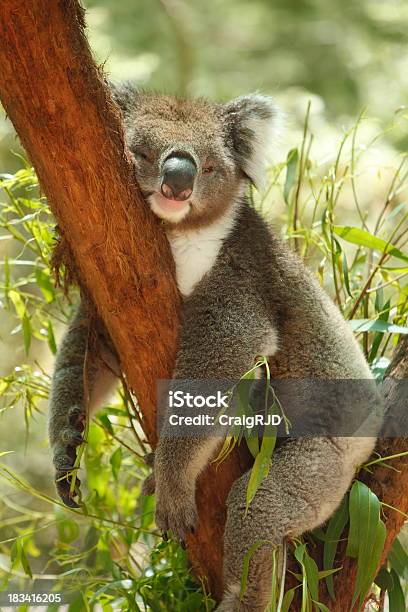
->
[346,482,363,558]
[245,431,259,458]
[342,253,353,298]
[388,568,406,612]
[375,567,394,591]
[245,451,270,511]
[356,519,386,609]
[284,148,299,204]
[313,602,331,612]
[97,414,114,436]
[388,537,408,580]
[47,320,57,355]
[333,225,408,263]
[10,541,19,568]
[35,268,54,303]
[303,548,319,601]
[110,447,122,481]
[349,319,408,334]
[8,289,25,319]
[281,588,295,612]
[323,495,349,599]
[348,481,384,609]
[22,313,31,355]
[19,542,33,579]
[4,254,10,300]
[239,540,270,599]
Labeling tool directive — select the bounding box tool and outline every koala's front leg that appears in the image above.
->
[154,435,221,544]
[153,299,274,545]
[49,304,118,507]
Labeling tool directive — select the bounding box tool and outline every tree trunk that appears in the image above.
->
[0,1,406,607]
[0,0,244,599]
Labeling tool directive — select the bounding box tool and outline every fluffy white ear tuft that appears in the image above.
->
[224,93,284,189]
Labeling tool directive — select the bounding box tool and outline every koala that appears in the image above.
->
[49,84,380,611]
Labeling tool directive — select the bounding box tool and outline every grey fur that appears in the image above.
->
[49,85,379,609]
[48,304,118,507]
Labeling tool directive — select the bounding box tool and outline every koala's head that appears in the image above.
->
[112,84,281,229]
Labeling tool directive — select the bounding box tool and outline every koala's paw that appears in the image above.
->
[52,405,85,508]
[142,473,156,495]
[155,484,198,547]
[141,453,156,495]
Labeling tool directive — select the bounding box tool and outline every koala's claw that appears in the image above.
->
[60,427,84,446]
[55,469,81,508]
[155,491,198,546]
[51,405,86,508]
[68,406,85,430]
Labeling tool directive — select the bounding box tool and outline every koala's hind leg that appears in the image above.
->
[218,437,357,611]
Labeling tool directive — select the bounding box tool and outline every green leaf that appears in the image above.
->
[349,319,408,334]
[347,481,380,558]
[347,482,386,609]
[22,313,31,355]
[388,568,406,612]
[342,253,353,298]
[239,540,270,599]
[281,588,295,612]
[323,495,349,599]
[17,541,32,579]
[356,519,386,609]
[284,148,299,204]
[313,602,331,612]
[375,567,394,591]
[388,537,408,580]
[303,548,319,601]
[333,225,408,263]
[110,447,122,481]
[8,289,26,319]
[294,543,309,611]
[35,268,54,303]
[245,451,270,511]
[10,541,19,568]
[368,300,391,363]
[47,320,57,355]
[245,430,259,458]
[4,254,10,300]
[97,414,114,436]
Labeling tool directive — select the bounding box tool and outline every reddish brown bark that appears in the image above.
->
[0,1,406,606]
[0,0,246,598]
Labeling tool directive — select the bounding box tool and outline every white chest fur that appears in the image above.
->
[167,205,238,298]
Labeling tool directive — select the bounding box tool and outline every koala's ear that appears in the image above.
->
[109,81,140,118]
[223,94,282,189]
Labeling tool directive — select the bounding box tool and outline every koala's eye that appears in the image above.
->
[134,149,153,163]
[202,164,214,175]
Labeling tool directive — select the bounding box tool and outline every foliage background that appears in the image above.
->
[0,0,407,609]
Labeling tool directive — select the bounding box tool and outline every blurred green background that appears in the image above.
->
[0,1,407,607]
[1,0,408,173]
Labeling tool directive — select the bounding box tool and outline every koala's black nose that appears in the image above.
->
[160,154,196,201]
